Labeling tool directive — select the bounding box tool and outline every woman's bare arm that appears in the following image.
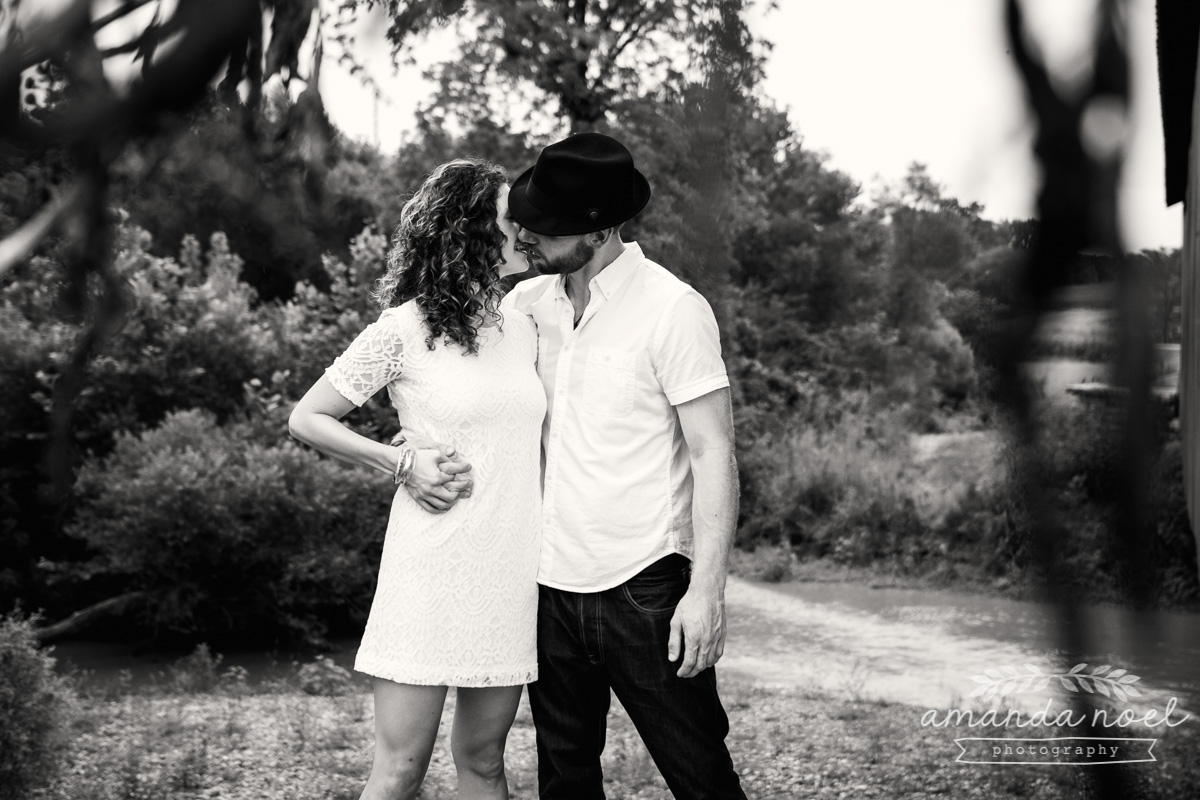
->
[288,375,472,513]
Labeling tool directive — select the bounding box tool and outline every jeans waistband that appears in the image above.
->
[633,553,690,581]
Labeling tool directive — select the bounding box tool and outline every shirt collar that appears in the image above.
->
[592,241,643,300]
[557,241,643,301]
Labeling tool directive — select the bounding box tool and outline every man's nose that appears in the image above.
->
[517,229,537,245]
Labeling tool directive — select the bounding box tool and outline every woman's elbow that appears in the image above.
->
[287,406,310,443]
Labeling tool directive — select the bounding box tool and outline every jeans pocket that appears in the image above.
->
[621,573,687,615]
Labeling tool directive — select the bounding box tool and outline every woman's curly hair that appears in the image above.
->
[372,158,509,354]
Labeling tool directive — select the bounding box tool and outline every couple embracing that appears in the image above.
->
[289,132,746,800]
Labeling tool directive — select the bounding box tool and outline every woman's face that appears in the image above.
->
[494,184,528,278]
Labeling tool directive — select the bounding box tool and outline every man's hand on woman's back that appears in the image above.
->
[390,431,474,512]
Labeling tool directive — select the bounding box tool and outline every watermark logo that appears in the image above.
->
[921,663,1190,766]
[967,663,1142,702]
[954,737,1156,765]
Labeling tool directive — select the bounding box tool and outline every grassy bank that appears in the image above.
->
[733,546,1200,616]
[733,393,1199,613]
[29,667,1200,800]
[730,550,1025,596]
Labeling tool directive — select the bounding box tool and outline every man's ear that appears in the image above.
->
[587,227,618,246]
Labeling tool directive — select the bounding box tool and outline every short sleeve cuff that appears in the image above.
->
[324,365,370,407]
[665,373,730,406]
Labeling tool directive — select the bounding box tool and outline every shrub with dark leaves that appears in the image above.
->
[66,409,394,648]
[0,611,76,800]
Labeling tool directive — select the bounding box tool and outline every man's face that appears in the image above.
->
[516,229,595,276]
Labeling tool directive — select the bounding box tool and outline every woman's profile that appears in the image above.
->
[288,158,543,800]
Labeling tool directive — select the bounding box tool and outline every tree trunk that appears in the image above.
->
[35,591,146,643]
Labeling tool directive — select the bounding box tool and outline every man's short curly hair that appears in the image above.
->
[372,158,508,354]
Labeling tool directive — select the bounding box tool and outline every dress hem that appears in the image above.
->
[354,656,537,688]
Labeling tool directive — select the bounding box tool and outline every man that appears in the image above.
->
[504,132,746,799]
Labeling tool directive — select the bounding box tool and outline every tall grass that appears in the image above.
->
[734,387,1197,606]
[743,405,946,568]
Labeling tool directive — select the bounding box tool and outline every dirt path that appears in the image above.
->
[719,576,1038,707]
[718,577,1182,714]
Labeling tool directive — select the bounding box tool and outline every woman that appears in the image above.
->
[288,159,543,800]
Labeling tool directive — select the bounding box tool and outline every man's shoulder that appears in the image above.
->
[630,258,706,311]
[624,257,722,345]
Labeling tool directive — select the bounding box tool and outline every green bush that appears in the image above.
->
[1039,400,1177,503]
[1,217,390,461]
[961,409,1198,604]
[0,611,76,800]
[960,246,1026,308]
[66,408,394,648]
[736,402,921,560]
[297,655,353,696]
[935,481,1029,577]
[1149,441,1199,604]
[3,216,400,634]
[1,222,320,615]
[0,278,76,612]
[729,543,797,583]
[167,643,223,694]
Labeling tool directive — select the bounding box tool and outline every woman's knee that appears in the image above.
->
[369,750,429,797]
[451,736,506,781]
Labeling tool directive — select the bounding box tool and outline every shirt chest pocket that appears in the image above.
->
[582,347,637,417]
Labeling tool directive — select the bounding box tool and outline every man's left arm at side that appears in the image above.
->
[669,386,739,679]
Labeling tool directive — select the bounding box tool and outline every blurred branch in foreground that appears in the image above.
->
[0,0,336,494]
[1005,0,1156,797]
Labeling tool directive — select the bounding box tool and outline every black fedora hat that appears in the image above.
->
[509,132,651,236]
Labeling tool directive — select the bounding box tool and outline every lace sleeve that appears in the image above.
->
[324,310,406,406]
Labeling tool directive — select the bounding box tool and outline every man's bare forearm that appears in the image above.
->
[688,444,739,596]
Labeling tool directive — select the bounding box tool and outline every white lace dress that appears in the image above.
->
[324,301,545,686]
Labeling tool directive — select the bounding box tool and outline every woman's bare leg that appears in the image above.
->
[450,685,523,799]
[359,678,448,800]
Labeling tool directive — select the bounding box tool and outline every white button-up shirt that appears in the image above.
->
[504,242,730,591]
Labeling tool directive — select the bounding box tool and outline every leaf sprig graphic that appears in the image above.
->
[968,664,1142,701]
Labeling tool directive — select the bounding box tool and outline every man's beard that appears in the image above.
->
[525,238,595,276]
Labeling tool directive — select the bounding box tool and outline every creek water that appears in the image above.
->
[48,635,369,693]
[1022,359,1112,403]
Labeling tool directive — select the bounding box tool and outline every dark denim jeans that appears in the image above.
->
[528,554,747,799]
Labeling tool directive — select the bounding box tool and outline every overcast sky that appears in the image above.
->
[316,0,1180,251]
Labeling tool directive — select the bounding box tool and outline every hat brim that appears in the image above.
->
[508,164,652,236]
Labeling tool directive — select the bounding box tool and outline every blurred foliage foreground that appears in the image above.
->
[2,95,1197,652]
